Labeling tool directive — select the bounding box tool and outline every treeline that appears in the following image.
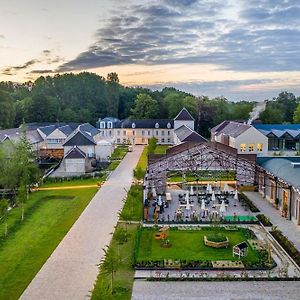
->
[0,72,299,137]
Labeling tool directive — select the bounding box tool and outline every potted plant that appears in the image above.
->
[282,203,288,218]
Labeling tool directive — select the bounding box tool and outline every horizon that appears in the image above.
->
[1,0,300,101]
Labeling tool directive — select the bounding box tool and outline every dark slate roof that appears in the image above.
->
[258,158,300,191]
[254,124,300,139]
[234,242,248,250]
[58,125,75,136]
[174,108,194,121]
[115,119,174,129]
[211,120,231,134]
[63,130,96,146]
[64,146,86,159]
[38,125,57,136]
[175,125,207,143]
[182,132,207,143]
[79,123,100,136]
[215,121,251,138]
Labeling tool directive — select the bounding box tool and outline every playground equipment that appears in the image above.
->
[154,225,170,240]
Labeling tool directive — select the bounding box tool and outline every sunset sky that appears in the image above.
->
[1,0,300,100]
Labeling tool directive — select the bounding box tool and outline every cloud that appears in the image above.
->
[57,1,300,73]
[0,34,5,39]
[29,69,54,74]
[2,59,39,75]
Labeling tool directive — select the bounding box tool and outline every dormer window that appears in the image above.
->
[107,121,113,129]
[132,122,136,129]
[100,122,106,129]
[167,122,171,129]
[155,122,159,129]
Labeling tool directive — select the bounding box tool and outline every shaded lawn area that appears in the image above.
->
[91,223,139,300]
[136,228,259,263]
[0,188,97,300]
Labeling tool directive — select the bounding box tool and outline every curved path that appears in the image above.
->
[20,146,144,300]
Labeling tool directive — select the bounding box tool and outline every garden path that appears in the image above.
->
[244,191,300,251]
[20,146,144,300]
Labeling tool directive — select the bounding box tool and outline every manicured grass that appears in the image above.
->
[136,228,259,264]
[136,146,148,171]
[0,188,97,300]
[154,145,168,155]
[120,185,143,221]
[91,223,139,300]
[168,170,236,183]
[110,146,128,160]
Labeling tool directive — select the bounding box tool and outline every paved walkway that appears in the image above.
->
[244,191,300,251]
[132,281,300,300]
[20,146,144,300]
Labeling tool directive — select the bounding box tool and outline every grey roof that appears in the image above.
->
[211,120,231,134]
[79,123,100,137]
[63,130,96,146]
[175,125,207,143]
[215,121,251,138]
[37,123,80,136]
[38,124,57,136]
[174,108,194,121]
[64,146,86,159]
[259,158,300,191]
[0,128,43,145]
[58,125,75,136]
[115,119,174,129]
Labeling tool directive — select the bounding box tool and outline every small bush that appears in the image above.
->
[239,193,260,212]
[256,214,273,226]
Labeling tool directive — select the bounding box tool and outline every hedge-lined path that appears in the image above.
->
[20,146,144,300]
[244,191,300,251]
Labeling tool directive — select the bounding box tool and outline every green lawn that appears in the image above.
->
[136,228,259,264]
[120,185,143,221]
[154,145,168,155]
[168,170,236,183]
[0,188,97,300]
[110,146,128,160]
[91,223,139,300]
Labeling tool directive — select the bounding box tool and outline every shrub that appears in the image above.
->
[256,214,273,226]
[271,229,300,267]
[239,193,260,212]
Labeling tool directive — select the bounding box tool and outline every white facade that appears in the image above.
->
[174,120,194,131]
[45,128,67,149]
[95,140,114,160]
[65,158,86,173]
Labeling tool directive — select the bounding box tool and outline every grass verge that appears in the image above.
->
[0,188,97,300]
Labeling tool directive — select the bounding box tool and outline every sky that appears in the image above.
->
[0,0,300,101]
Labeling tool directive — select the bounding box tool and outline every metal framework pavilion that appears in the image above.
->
[144,142,257,196]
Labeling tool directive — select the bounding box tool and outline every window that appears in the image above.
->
[249,144,254,152]
[132,130,135,135]
[107,122,113,129]
[167,122,171,129]
[142,138,145,143]
[132,122,136,129]
[156,130,159,136]
[117,130,120,136]
[109,130,112,136]
[162,130,165,136]
[167,130,170,136]
[123,138,126,143]
[162,138,165,143]
[47,138,65,144]
[257,143,263,151]
[168,138,171,143]
[240,143,246,152]
[142,130,144,136]
[100,122,105,129]
[148,130,151,136]
[123,130,126,136]
[155,122,159,129]
[117,138,120,143]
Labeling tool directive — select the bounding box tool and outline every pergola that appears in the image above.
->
[144,142,258,198]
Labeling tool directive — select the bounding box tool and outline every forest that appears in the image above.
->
[0,72,300,137]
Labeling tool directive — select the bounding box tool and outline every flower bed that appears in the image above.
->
[239,193,260,212]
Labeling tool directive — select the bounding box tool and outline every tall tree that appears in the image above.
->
[130,93,160,119]
[106,73,120,117]
[293,103,300,123]
[0,89,15,129]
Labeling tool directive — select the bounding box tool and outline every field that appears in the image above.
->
[0,188,97,300]
[136,227,259,264]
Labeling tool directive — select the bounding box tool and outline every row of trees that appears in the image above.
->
[0,72,300,137]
